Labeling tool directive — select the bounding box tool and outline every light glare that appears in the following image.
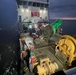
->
[26,9,29,12]
[43,10,46,13]
[40,10,42,13]
[21,8,24,12]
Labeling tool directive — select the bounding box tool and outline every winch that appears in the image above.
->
[55,35,76,66]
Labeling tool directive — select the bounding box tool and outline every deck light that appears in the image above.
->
[21,8,24,12]
[40,10,42,13]
[26,9,29,12]
[43,10,46,13]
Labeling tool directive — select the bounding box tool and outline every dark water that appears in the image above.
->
[0,29,20,75]
[0,0,18,75]
[0,20,76,75]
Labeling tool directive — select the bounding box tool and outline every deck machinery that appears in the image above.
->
[19,22,76,75]
[55,35,76,66]
[19,33,76,75]
[33,58,58,75]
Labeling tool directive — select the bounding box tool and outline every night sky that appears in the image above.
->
[0,0,18,29]
[49,0,76,19]
[49,0,76,35]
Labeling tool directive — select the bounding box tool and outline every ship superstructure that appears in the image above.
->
[17,0,49,22]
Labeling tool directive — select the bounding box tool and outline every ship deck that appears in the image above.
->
[23,45,69,75]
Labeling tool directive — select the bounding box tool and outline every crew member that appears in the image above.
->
[20,50,27,59]
[20,50,27,66]
[28,43,34,51]
[20,49,30,68]
[29,51,35,72]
